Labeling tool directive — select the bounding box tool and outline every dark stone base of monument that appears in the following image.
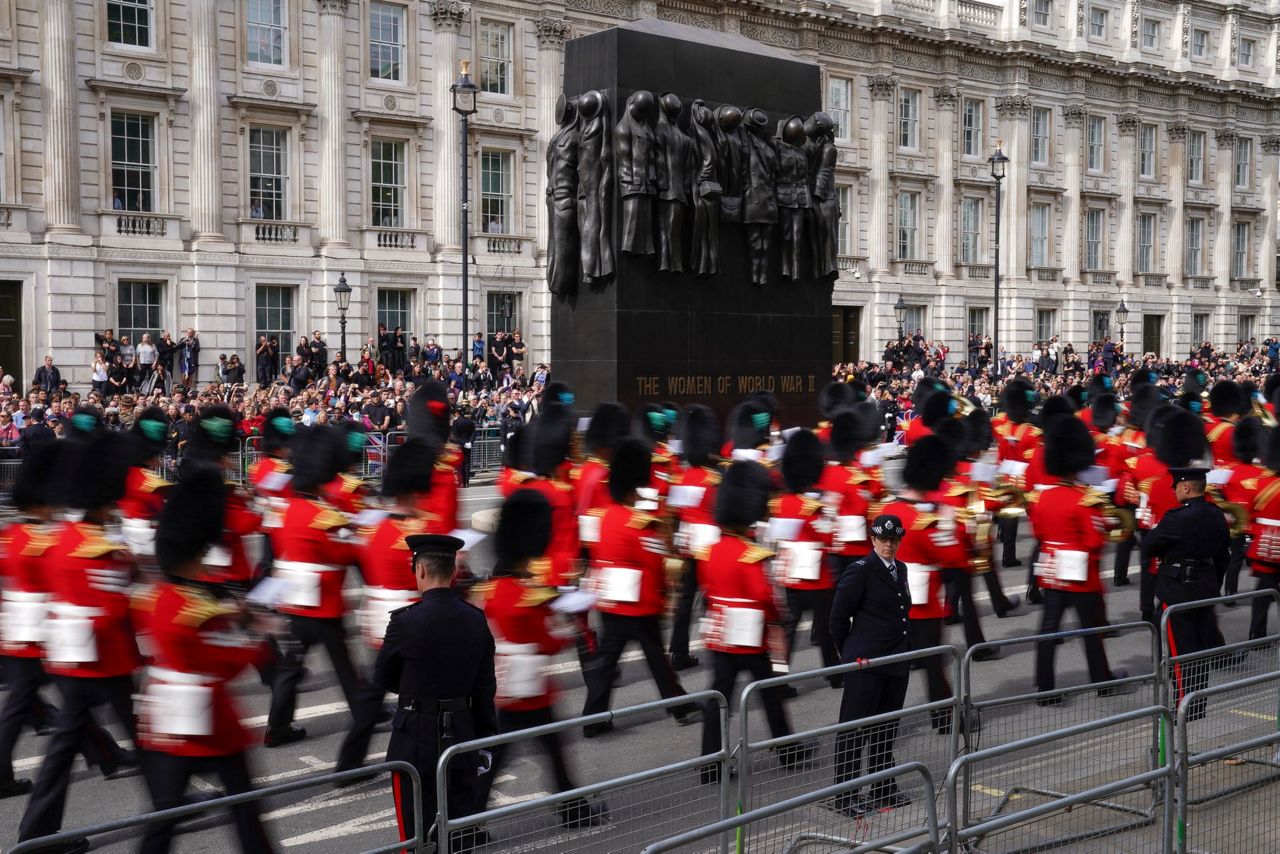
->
[551,19,832,426]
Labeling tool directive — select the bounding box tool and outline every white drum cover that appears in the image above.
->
[598,566,642,603]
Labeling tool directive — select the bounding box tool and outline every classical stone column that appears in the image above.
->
[994,95,1030,280]
[317,0,351,248]
[1214,127,1237,293]
[40,0,82,237]
[1062,105,1085,286]
[1166,122,1188,286]
[1259,135,1280,301]
[189,0,226,245]
[866,74,896,278]
[534,17,569,262]
[1115,113,1138,287]
[431,1,468,252]
[932,86,957,276]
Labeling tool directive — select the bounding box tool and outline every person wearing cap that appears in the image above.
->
[117,406,173,561]
[992,377,1042,569]
[451,407,476,488]
[321,422,374,514]
[634,402,679,492]
[1217,416,1265,599]
[1246,425,1280,639]
[1028,417,1129,702]
[817,403,886,577]
[828,512,914,815]
[406,382,463,535]
[897,378,948,448]
[135,468,276,853]
[570,402,630,520]
[181,406,263,590]
[472,490,607,828]
[248,407,297,551]
[1141,465,1230,720]
[374,532,497,848]
[667,404,721,671]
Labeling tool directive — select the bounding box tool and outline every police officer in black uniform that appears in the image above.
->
[374,534,497,850]
[827,514,913,817]
[1141,466,1230,721]
[451,411,476,488]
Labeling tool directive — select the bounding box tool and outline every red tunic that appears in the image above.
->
[498,468,534,498]
[322,473,372,515]
[589,504,667,618]
[45,522,140,679]
[1089,427,1128,480]
[421,444,463,534]
[1027,483,1108,593]
[118,467,169,521]
[697,535,778,655]
[248,457,294,498]
[516,480,580,587]
[570,457,612,517]
[1206,419,1237,466]
[479,576,566,711]
[1247,472,1280,573]
[357,515,426,590]
[876,499,964,620]
[670,465,721,527]
[994,418,1043,463]
[137,582,266,757]
[901,416,931,447]
[817,461,883,558]
[275,498,358,619]
[768,493,834,591]
[0,521,57,659]
[204,488,262,585]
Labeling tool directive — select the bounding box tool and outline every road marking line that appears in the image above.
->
[1229,708,1272,721]
[259,787,387,820]
[279,808,398,846]
[971,784,1023,800]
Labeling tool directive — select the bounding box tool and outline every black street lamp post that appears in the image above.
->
[1115,297,1129,347]
[893,295,908,340]
[333,272,351,364]
[988,142,1009,381]
[452,60,478,395]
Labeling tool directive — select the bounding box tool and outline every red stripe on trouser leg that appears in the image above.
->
[391,771,408,843]
[1163,605,1185,705]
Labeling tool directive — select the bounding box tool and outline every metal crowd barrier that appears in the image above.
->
[944,707,1175,854]
[470,426,504,472]
[435,692,731,854]
[736,646,961,849]
[9,761,424,854]
[641,763,941,854]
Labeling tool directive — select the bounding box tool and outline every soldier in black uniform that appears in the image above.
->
[451,411,476,489]
[375,534,497,850]
[827,514,913,817]
[1142,467,1230,721]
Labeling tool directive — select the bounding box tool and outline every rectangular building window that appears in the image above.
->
[1029,202,1051,267]
[480,148,514,235]
[898,89,920,150]
[1239,314,1257,346]
[1239,38,1255,67]
[901,305,925,338]
[1089,6,1107,38]
[1141,18,1160,49]
[370,138,405,226]
[1033,0,1051,26]
[107,0,152,48]
[368,2,405,82]
[1192,29,1208,58]
[1086,116,1105,171]
[828,77,852,140]
[486,291,523,338]
[1035,309,1057,343]
[836,186,852,256]
[896,191,919,260]
[1235,137,1252,189]
[962,98,983,157]
[479,20,514,96]
[1031,107,1051,165]
[118,280,163,345]
[1092,310,1110,343]
[1085,208,1104,269]
[246,0,284,65]
[1136,212,1156,273]
[1191,313,1210,345]
[1187,131,1205,183]
[1232,221,1251,278]
[255,285,295,360]
[377,289,411,339]
[959,197,982,264]
[1185,217,1204,275]
[111,112,155,213]
[1139,123,1157,179]
[968,307,990,338]
[248,127,287,221]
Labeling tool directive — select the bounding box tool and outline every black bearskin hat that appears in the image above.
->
[1039,394,1076,428]
[1233,415,1265,465]
[66,405,103,443]
[1064,385,1086,412]
[1264,373,1280,408]
[1155,407,1208,467]
[781,429,824,494]
[1264,421,1280,472]
[714,461,772,529]
[290,426,344,493]
[338,420,369,470]
[752,391,780,427]
[608,437,652,503]
[66,430,129,511]
[730,401,771,450]
[262,407,297,455]
[1129,366,1161,389]
[921,391,957,430]
[542,381,576,411]
[186,404,238,463]
[1091,393,1120,433]
[933,417,968,462]
[963,407,994,457]
[1127,384,1163,435]
[912,377,948,410]
[406,381,452,444]
[1044,416,1096,477]
[493,489,554,576]
[846,379,869,403]
[13,440,62,511]
[902,434,954,493]
[521,407,574,477]
[1002,377,1036,424]
[584,402,630,456]
[820,382,855,419]
[680,405,721,469]
[1183,368,1210,397]
[634,403,673,448]
[830,402,882,461]
[382,437,436,498]
[156,466,227,574]
[1087,373,1115,400]
[1209,381,1245,419]
[129,405,169,465]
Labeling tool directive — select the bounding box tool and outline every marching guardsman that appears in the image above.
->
[816,381,856,444]
[337,437,437,775]
[322,421,373,515]
[725,399,771,462]
[247,407,297,555]
[828,514,915,817]
[1111,383,1163,586]
[1142,466,1230,721]
[474,490,607,828]
[1205,381,1245,465]
[992,377,1041,569]
[581,438,700,734]
[1246,426,1280,640]
[1028,417,1128,701]
[136,468,276,854]
[407,382,462,535]
[695,461,810,782]
[182,404,263,590]
[899,377,948,446]
[1218,416,1265,598]
[374,533,497,849]
[1020,396,1079,603]
[772,429,840,675]
[668,404,723,671]
[915,390,960,449]
[931,417,992,651]
[878,435,967,731]
[1087,394,1127,481]
[817,403,886,575]
[571,401,631,551]
[19,432,141,847]
[634,402,679,492]
[264,426,361,749]
[118,406,172,560]
[516,407,581,587]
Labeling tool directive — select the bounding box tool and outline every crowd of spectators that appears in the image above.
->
[0,326,548,461]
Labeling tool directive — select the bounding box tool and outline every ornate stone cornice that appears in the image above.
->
[1168,121,1190,142]
[1062,104,1086,128]
[866,74,898,101]
[317,0,350,15]
[1215,126,1239,144]
[1262,134,1280,154]
[535,16,570,50]
[429,0,469,32]
[994,95,1031,118]
[1116,112,1139,135]
[931,86,959,109]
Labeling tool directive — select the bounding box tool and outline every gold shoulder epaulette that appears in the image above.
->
[310,508,349,530]
[768,496,783,514]
[740,544,774,564]
[1079,490,1108,508]
[518,585,559,608]
[945,482,968,498]
[175,590,236,628]
[911,514,937,531]
[1242,478,1259,491]
[339,473,364,493]
[472,580,496,604]
[553,480,574,493]
[70,536,127,559]
[139,471,169,494]
[705,469,722,486]
[800,496,823,515]
[19,530,57,557]
[626,510,657,529]
[528,557,554,585]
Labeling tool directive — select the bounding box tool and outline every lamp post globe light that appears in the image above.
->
[333,272,351,363]
[1115,296,1129,347]
[451,60,479,396]
[893,295,908,339]
[988,142,1008,381]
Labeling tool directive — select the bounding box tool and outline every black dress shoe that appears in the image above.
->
[826,793,868,817]
[582,721,614,739]
[827,675,843,690]
[0,777,33,798]
[1113,576,1131,587]
[1035,694,1065,707]
[1003,559,1023,568]
[995,594,1023,617]
[670,653,700,671]
[1027,589,1044,605]
[104,750,142,780]
[776,740,818,769]
[1097,670,1134,697]
[673,709,703,727]
[264,724,307,748]
[972,647,1002,662]
[376,704,394,724]
[557,796,610,828]
[777,685,799,699]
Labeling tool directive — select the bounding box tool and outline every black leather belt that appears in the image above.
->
[399,696,468,714]
[1159,559,1212,583]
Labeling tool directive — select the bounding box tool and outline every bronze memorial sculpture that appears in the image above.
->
[546,94,580,295]
[615,90,658,256]
[654,92,695,274]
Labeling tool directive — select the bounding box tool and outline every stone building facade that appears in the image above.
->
[0,0,1276,388]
